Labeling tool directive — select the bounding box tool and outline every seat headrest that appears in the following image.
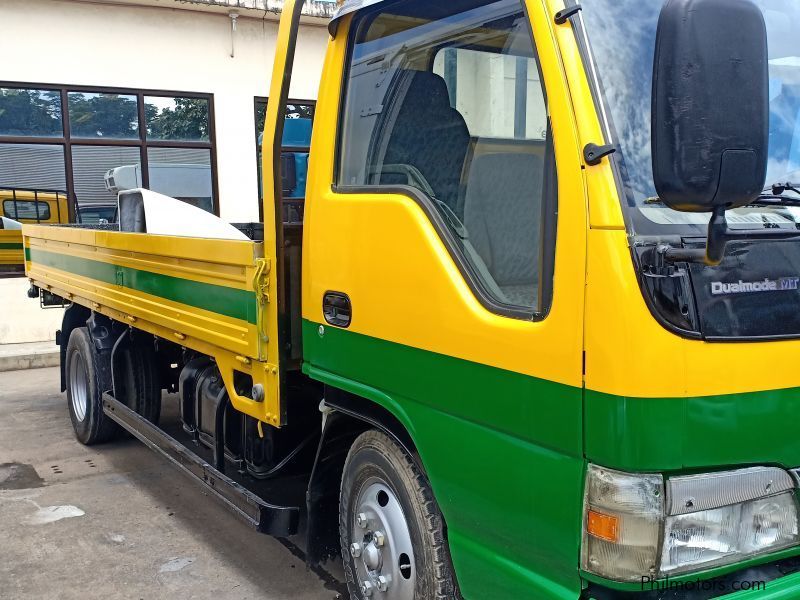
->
[402,71,453,111]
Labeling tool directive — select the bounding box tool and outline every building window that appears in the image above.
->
[255,98,315,222]
[337,0,557,317]
[0,84,217,217]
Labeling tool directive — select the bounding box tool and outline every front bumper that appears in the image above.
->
[585,554,800,599]
[725,571,800,599]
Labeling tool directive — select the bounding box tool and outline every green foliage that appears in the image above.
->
[68,93,139,139]
[0,90,210,142]
[0,89,62,137]
[146,97,209,141]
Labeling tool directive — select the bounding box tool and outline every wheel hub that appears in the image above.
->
[362,539,382,571]
[69,352,88,422]
[351,481,415,600]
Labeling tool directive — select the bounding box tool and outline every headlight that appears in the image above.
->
[582,465,800,582]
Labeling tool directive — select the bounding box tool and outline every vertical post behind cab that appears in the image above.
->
[260,0,305,421]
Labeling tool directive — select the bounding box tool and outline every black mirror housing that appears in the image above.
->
[652,0,769,213]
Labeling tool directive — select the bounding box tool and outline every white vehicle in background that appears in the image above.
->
[104,163,213,213]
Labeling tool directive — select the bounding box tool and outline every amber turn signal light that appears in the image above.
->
[587,510,619,543]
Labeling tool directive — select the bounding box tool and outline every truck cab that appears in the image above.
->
[1,187,70,276]
[21,0,800,598]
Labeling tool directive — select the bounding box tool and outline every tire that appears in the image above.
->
[65,327,119,445]
[340,430,461,600]
[116,338,161,424]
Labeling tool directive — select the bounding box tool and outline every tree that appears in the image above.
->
[146,98,209,141]
[68,93,138,139]
[0,89,62,136]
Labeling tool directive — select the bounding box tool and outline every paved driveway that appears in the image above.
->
[0,367,345,600]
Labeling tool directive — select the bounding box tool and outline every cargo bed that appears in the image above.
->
[23,224,282,425]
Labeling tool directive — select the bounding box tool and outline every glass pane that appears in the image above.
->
[76,204,117,225]
[147,147,214,213]
[340,0,552,311]
[0,88,63,137]
[433,50,545,140]
[68,92,139,140]
[0,143,67,191]
[281,152,309,199]
[255,100,268,144]
[145,96,209,142]
[283,113,314,147]
[255,100,314,201]
[2,199,51,221]
[255,101,314,145]
[582,0,800,236]
[72,145,141,205]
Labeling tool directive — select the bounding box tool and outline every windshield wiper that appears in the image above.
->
[765,181,800,196]
[749,181,800,207]
[750,194,800,208]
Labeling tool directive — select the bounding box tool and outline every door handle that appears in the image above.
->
[323,292,352,328]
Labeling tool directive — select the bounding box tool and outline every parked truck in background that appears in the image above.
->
[0,188,70,276]
[20,0,800,598]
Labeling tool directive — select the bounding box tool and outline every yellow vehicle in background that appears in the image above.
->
[20,0,800,598]
[0,188,70,277]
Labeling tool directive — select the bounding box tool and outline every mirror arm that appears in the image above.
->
[661,206,800,266]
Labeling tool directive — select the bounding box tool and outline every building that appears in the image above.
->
[1,0,334,222]
[0,0,333,344]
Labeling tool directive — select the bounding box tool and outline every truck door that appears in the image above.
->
[303,0,588,597]
[259,0,305,415]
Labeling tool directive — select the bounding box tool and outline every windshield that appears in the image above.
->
[581,0,800,235]
[78,205,117,224]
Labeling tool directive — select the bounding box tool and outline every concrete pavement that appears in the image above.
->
[0,367,346,600]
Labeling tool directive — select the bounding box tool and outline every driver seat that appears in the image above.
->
[380,71,471,213]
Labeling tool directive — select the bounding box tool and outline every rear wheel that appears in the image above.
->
[65,327,119,445]
[340,430,460,600]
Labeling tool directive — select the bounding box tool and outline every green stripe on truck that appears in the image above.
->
[26,247,258,325]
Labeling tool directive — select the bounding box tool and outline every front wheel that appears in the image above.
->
[340,430,461,600]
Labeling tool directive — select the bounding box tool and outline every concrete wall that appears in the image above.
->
[0,0,329,343]
[0,279,63,344]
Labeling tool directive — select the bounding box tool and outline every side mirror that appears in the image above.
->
[652,0,769,214]
[651,0,790,265]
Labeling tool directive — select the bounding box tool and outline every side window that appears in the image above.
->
[3,198,52,221]
[432,48,547,141]
[338,0,556,315]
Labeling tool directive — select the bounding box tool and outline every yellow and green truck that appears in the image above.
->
[1,188,70,276]
[20,0,800,597]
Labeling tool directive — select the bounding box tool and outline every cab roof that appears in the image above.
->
[329,0,384,34]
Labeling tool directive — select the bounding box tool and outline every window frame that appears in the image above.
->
[0,81,219,216]
[333,0,558,321]
[254,97,317,221]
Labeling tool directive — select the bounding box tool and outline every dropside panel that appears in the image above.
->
[23,224,282,425]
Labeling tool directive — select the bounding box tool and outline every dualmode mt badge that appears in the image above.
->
[711,277,800,296]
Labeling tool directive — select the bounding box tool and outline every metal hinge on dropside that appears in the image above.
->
[253,258,271,346]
